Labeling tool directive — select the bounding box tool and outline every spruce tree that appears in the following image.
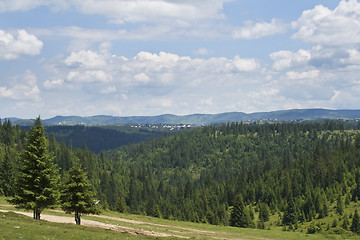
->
[259,202,270,222]
[351,209,360,234]
[282,198,298,225]
[60,159,99,225]
[342,213,349,230]
[230,194,252,228]
[336,195,344,216]
[0,148,15,196]
[9,116,59,220]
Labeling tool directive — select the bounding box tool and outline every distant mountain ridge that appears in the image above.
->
[4,108,360,126]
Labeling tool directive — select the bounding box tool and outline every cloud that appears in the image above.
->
[0,0,47,12]
[134,73,150,84]
[66,70,112,83]
[64,50,107,68]
[68,0,227,25]
[0,29,43,60]
[100,86,117,94]
[270,49,311,71]
[292,0,360,46]
[270,44,360,71]
[0,71,40,101]
[285,70,320,80]
[232,19,287,39]
[45,49,260,103]
[1,0,228,24]
[194,48,210,56]
[232,56,259,72]
[43,79,64,89]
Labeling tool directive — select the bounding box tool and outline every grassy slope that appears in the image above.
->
[1,197,359,240]
[0,212,159,240]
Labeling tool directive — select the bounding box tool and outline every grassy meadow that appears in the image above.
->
[1,196,360,240]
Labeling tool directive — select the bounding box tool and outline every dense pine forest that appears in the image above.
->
[2,118,360,234]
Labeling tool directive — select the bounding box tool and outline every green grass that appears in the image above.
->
[0,212,163,240]
[1,196,360,240]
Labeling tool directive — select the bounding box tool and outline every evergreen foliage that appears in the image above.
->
[351,209,360,234]
[282,198,298,225]
[230,194,252,228]
[8,117,59,220]
[342,213,349,230]
[336,195,344,216]
[0,147,15,196]
[60,159,99,225]
[4,118,360,233]
[258,202,270,222]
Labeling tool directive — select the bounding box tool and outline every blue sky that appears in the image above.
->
[0,0,358,118]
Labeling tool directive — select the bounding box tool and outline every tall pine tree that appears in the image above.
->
[230,194,252,228]
[60,159,99,225]
[351,209,360,234]
[0,148,15,196]
[9,116,59,220]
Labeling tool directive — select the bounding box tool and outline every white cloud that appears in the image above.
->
[0,0,47,12]
[292,0,360,46]
[200,98,213,106]
[100,86,117,94]
[233,19,287,39]
[286,70,320,80]
[60,50,259,85]
[232,56,259,72]
[270,49,311,71]
[0,71,40,101]
[0,29,43,60]
[65,50,107,68]
[66,70,112,83]
[134,73,150,84]
[1,0,228,24]
[194,48,210,56]
[40,47,360,116]
[0,87,12,98]
[70,0,227,25]
[43,78,64,89]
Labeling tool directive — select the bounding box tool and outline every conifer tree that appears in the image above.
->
[351,209,360,234]
[336,195,344,216]
[342,213,349,230]
[0,148,15,196]
[282,198,298,225]
[230,194,252,228]
[60,159,99,225]
[9,116,59,220]
[259,202,270,222]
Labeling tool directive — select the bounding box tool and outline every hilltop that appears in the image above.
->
[4,108,360,126]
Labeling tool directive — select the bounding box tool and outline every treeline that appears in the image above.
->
[45,125,167,153]
[2,118,360,233]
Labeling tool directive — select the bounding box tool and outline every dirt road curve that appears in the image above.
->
[0,209,188,238]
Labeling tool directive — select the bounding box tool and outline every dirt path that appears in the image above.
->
[0,209,187,238]
[0,206,269,240]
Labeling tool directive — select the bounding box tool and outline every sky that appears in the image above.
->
[0,0,359,119]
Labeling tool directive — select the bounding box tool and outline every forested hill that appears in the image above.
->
[102,120,360,225]
[44,125,169,153]
[2,119,360,235]
[6,108,360,126]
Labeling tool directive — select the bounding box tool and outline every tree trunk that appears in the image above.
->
[33,209,41,220]
[75,211,81,225]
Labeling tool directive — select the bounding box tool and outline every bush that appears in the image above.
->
[307,222,321,234]
[327,227,347,235]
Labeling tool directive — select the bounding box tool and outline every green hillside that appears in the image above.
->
[45,125,170,153]
[2,118,360,238]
